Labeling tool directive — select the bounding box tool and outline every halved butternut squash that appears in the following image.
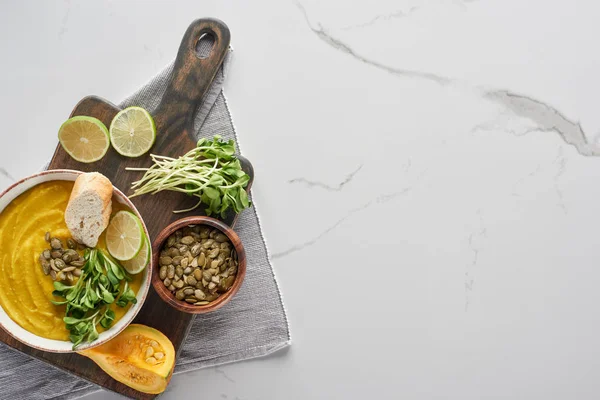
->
[79,324,175,394]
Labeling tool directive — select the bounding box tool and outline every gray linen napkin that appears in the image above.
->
[0,51,290,400]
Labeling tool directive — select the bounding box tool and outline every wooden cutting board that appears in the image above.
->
[0,18,254,399]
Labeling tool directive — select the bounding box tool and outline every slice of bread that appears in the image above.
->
[65,172,113,247]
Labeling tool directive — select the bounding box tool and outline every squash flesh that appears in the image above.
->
[79,324,175,394]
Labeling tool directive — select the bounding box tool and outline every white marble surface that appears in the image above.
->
[2,0,600,399]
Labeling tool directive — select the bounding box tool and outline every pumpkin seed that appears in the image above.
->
[181,236,194,245]
[175,266,183,277]
[191,257,199,268]
[159,256,172,266]
[204,293,219,302]
[176,290,185,300]
[172,256,183,266]
[220,275,235,291]
[159,266,167,280]
[202,278,208,287]
[51,250,63,259]
[185,297,197,304]
[43,249,51,260]
[167,265,175,279]
[220,242,231,250]
[183,266,193,275]
[73,268,82,277]
[67,238,77,249]
[208,282,217,291]
[54,259,66,269]
[183,288,194,296]
[211,275,220,284]
[70,260,85,267]
[199,227,210,238]
[214,233,228,243]
[190,243,202,256]
[194,289,206,300]
[180,257,189,268]
[195,301,210,305]
[174,274,180,282]
[50,259,60,272]
[163,277,171,287]
[193,269,202,281]
[67,272,74,282]
[211,259,221,270]
[178,245,189,254]
[168,284,175,291]
[42,262,50,275]
[208,248,220,259]
[45,232,51,242]
[167,236,176,247]
[174,280,184,289]
[62,266,76,272]
[50,238,62,250]
[202,270,212,281]
[197,253,206,266]
[167,247,180,257]
[187,276,197,286]
[209,229,218,239]
[50,270,57,280]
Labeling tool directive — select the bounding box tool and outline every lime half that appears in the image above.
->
[109,106,156,157]
[58,116,110,163]
[122,234,150,274]
[106,211,144,261]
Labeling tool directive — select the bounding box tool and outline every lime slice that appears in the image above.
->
[109,106,156,157]
[106,211,144,261]
[122,234,150,274]
[58,116,110,163]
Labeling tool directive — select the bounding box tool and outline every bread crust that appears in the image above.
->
[66,172,113,245]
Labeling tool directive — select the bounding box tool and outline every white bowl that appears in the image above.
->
[0,169,152,353]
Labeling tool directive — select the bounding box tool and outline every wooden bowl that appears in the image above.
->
[151,216,246,314]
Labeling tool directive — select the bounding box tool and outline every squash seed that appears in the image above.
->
[145,347,154,358]
[145,357,157,365]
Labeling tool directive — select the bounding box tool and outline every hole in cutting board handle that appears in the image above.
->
[195,33,215,59]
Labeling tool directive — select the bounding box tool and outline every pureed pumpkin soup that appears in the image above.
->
[0,181,143,340]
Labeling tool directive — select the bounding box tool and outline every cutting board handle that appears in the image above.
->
[154,18,231,138]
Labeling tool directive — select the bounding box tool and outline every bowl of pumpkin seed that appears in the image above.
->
[151,216,246,314]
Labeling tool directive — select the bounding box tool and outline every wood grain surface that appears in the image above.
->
[0,18,253,400]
